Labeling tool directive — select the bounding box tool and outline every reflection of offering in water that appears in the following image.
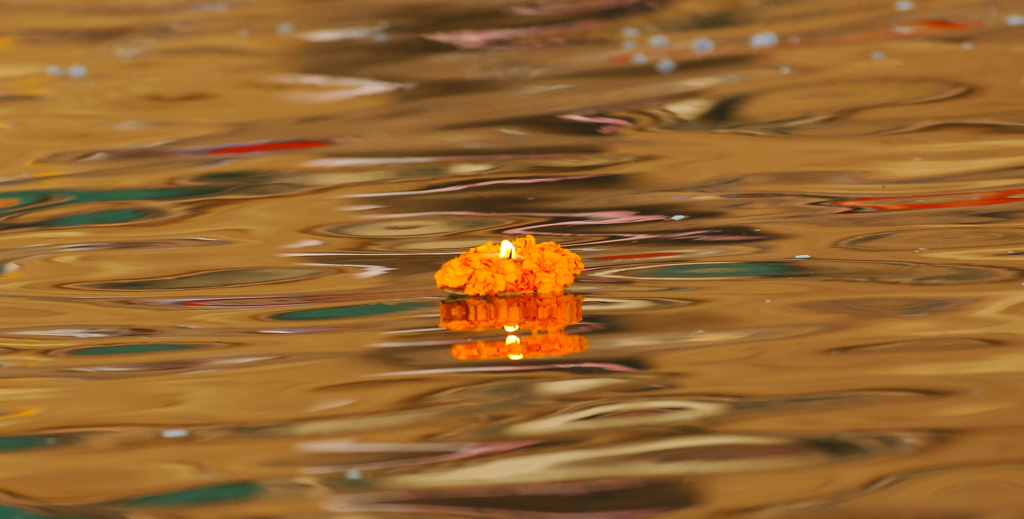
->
[439,294,583,332]
[440,294,587,361]
[450,332,588,361]
[435,235,583,296]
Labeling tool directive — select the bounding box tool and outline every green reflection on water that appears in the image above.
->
[0,436,58,452]
[0,186,226,217]
[71,344,195,356]
[0,505,71,519]
[272,302,427,320]
[45,209,154,227]
[127,482,261,507]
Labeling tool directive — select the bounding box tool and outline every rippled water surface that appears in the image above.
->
[3,0,1024,517]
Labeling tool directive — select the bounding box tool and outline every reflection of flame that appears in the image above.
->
[441,294,586,361]
[450,332,588,361]
[440,294,583,332]
[499,239,516,259]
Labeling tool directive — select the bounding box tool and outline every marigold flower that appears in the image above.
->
[449,332,589,361]
[440,294,584,332]
[435,235,583,295]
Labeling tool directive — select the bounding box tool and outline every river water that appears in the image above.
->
[1,0,1023,517]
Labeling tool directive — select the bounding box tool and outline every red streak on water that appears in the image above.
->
[831,188,1024,211]
[196,139,332,155]
[592,252,678,260]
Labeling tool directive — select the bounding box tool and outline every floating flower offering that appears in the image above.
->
[435,235,583,296]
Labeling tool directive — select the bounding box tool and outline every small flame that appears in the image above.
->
[508,353,524,360]
[499,240,516,259]
[503,324,519,333]
[505,334,521,346]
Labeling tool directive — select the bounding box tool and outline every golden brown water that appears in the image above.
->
[1,0,1024,517]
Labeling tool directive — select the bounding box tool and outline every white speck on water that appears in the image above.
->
[346,469,363,480]
[691,37,715,53]
[892,25,914,35]
[749,30,778,48]
[622,40,637,50]
[631,53,649,65]
[654,58,676,74]
[961,41,975,50]
[161,429,189,438]
[765,299,772,303]
[794,254,811,259]
[373,31,388,42]
[67,64,88,78]
[648,34,669,47]
[1006,14,1024,26]
[696,329,705,334]
[871,50,886,60]
[276,22,296,35]
[44,65,64,76]
[894,0,915,11]
[670,214,687,220]
[779,65,791,74]
[621,27,640,38]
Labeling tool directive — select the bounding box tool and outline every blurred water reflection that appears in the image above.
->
[1,0,1024,517]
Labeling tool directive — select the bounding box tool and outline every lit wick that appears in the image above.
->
[499,240,516,260]
[503,324,519,333]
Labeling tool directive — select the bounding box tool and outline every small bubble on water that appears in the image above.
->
[749,30,778,48]
[793,254,811,259]
[44,65,64,76]
[67,64,88,78]
[621,27,640,38]
[276,22,296,35]
[161,429,189,438]
[373,31,388,42]
[871,50,886,60]
[779,65,791,74]
[622,40,637,50]
[691,37,715,53]
[346,469,363,480]
[670,214,687,220]
[765,299,772,303]
[631,53,649,65]
[654,58,676,74]
[961,41,975,50]
[648,34,669,47]
[894,0,915,11]
[1006,14,1024,26]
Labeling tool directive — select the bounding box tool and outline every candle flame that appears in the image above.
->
[503,324,519,333]
[505,334,521,346]
[499,240,515,259]
[508,353,524,360]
